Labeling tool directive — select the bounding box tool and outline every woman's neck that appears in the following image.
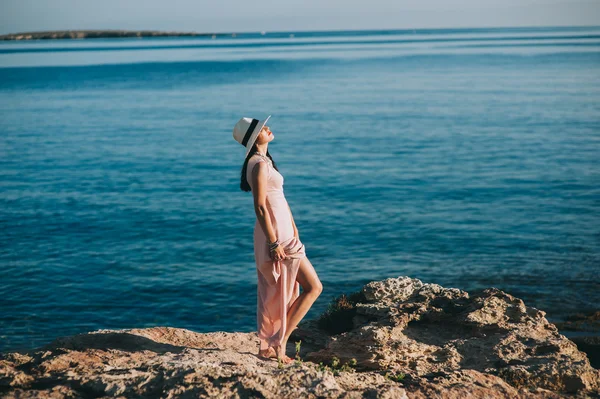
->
[256,143,268,155]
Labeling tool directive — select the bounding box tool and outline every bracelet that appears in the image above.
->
[268,240,280,251]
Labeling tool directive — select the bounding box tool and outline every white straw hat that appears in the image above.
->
[232,115,271,159]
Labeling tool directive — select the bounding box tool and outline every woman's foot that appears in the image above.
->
[258,347,277,359]
[275,345,294,364]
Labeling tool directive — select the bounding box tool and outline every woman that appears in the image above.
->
[233,115,323,364]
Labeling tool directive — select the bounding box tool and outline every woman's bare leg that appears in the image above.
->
[279,256,323,355]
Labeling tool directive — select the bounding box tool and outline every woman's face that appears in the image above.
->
[255,125,274,144]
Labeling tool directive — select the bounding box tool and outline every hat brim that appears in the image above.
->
[244,115,271,159]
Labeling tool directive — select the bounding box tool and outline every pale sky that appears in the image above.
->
[1,0,599,35]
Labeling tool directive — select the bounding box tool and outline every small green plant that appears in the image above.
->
[278,358,284,369]
[331,356,340,368]
[293,340,303,366]
[317,357,358,375]
[318,361,331,373]
[295,340,302,359]
[384,371,406,382]
[338,363,354,373]
[339,357,358,373]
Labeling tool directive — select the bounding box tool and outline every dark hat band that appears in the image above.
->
[241,119,259,147]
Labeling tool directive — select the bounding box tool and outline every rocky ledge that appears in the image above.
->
[1,276,598,398]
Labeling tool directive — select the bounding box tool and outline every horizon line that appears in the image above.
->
[2,23,600,38]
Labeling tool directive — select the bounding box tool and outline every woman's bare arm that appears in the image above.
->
[251,161,278,243]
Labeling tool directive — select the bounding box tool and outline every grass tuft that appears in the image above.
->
[317,356,358,376]
[384,371,406,382]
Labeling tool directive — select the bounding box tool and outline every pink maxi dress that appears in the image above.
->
[246,153,306,351]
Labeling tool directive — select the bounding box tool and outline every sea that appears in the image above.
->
[1,26,599,353]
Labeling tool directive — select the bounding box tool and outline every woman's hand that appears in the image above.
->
[271,245,287,261]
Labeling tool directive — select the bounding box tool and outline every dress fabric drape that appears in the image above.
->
[246,154,306,351]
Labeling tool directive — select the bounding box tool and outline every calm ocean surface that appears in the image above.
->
[1,26,599,352]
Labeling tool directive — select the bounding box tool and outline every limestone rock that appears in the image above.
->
[1,276,598,398]
[303,276,600,396]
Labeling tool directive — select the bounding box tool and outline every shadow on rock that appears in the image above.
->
[36,331,190,354]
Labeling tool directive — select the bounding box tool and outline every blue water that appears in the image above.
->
[1,26,599,353]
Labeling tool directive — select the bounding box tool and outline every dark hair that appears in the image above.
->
[240,143,279,192]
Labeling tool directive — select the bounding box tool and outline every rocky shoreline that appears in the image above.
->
[0,30,228,41]
[1,276,598,398]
